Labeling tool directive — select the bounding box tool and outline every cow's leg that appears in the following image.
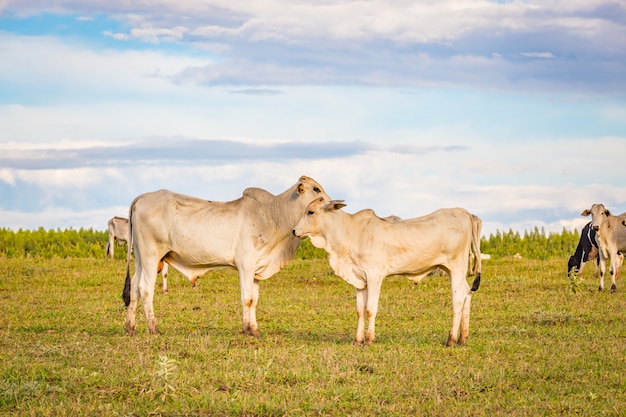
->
[159,261,168,294]
[355,288,367,345]
[239,270,261,337]
[139,262,160,334]
[447,272,471,347]
[598,251,607,291]
[125,263,141,335]
[609,252,620,293]
[106,236,114,259]
[248,279,260,336]
[364,279,384,345]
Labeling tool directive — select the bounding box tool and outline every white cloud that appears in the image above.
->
[0,142,625,236]
[11,168,104,189]
[0,33,209,97]
[103,31,130,41]
[130,25,188,43]
[521,52,556,59]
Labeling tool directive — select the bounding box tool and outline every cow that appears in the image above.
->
[122,175,331,336]
[107,216,170,294]
[106,216,130,259]
[581,204,626,292]
[567,222,599,278]
[292,198,482,347]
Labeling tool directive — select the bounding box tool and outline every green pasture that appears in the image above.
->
[1,254,625,416]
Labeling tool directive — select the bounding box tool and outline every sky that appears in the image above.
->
[1,0,625,237]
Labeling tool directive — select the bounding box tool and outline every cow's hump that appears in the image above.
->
[243,187,275,204]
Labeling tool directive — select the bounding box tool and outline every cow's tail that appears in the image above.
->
[105,241,111,258]
[470,214,482,292]
[122,198,137,306]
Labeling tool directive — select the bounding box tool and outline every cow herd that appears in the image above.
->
[107,175,624,346]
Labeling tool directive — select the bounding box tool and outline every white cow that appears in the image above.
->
[122,175,331,336]
[581,204,626,292]
[293,198,482,346]
[105,216,130,259]
[106,216,169,293]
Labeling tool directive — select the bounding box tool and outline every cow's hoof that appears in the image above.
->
[611,284,617,293]
[124,322,135,336]
[243,328,261,338]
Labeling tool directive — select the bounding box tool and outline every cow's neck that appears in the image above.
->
[272,185,306,232]
[321,211,355,256]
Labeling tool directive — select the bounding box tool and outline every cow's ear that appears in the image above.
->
[581,209,591,217]
[326,200,346,211]
[297,183,305,194]
[604,209,612,217]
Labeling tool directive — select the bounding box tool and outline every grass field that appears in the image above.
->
[1,255,625,416]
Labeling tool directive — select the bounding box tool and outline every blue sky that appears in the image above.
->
[1,1,625,237]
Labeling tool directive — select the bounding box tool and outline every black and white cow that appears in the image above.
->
[567,222,599,277]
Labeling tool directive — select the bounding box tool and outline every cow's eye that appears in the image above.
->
[313,187,321,193]
[308,210,315,215]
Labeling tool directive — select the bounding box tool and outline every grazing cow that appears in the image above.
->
[106,216,130,259]
[122,175,330,336]
[106,216,170,293]
[292,198,482,346]
[567,222,599,278]
[581,204,626,292]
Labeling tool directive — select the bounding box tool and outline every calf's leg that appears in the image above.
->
[447,271,472,347]
[459,292,472,345]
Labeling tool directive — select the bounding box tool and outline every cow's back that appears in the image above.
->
[111,217,130,242]
[131,190,246,262]
[611,214,626,252]
[391,208,472,249]
[344,207,473,276]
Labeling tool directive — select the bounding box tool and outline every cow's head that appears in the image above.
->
[292,198,346,244]
[567,255,579,275]
[295,175,331,204]
[582,203,611,232]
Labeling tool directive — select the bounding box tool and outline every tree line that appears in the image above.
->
[0,226,581,260]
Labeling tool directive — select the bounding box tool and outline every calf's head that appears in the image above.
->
[293,198,346,241]
[582,203,611,232]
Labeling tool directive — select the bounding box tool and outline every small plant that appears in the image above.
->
[567,268,582,294]
[152,355,178,402]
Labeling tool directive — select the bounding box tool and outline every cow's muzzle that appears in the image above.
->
[592,225,599,232]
